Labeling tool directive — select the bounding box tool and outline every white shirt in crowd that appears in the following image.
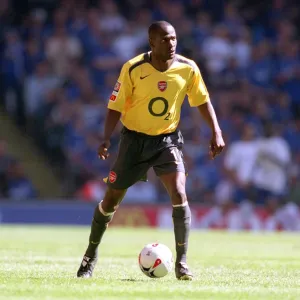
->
[46,35,82,78]
[253,137,291,194]
[232,39,251,68]
[224,140,259,184]
[124,182,157,203]
[202,36,233,73]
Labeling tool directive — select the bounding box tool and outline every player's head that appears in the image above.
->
[148,21,177,61]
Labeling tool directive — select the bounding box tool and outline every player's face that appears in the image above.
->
[152,26,177,61]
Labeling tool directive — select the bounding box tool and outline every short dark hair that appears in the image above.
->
[148,21,173,38]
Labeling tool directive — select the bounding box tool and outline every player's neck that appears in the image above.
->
[150,53,175,72]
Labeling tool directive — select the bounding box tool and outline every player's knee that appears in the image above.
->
[171,187,187,206]
[101,188,127,213]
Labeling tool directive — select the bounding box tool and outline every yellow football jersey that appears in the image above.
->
[107,52,210,135]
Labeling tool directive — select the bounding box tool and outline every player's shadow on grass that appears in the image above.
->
[120,278,145,282]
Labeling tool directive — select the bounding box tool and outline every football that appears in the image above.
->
[138,243,173,278]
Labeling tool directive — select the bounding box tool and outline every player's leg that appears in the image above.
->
[85,187,127,258]
[77,187,126,278]
[158,170,193,280]
[77,128,150,278]
[150,129,192,279]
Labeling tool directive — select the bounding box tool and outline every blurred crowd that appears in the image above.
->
[0,0,300,210]
[0,139,36,199]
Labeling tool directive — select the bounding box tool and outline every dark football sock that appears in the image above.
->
[85,203,114,258]
[172,203,191,264]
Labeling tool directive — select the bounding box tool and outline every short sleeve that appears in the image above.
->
[187,63,210,107]
[107,63,132,112]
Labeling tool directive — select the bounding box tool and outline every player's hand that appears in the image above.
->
[98,140,111,160]
[209,131,225,159]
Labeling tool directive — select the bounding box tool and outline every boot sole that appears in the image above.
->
[177,274,193,281]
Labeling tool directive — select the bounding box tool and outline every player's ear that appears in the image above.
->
[149,38,154,48]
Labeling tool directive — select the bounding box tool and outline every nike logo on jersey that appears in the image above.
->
[140,74,151,80]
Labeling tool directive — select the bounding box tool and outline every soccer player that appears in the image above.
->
[77,21,225,280]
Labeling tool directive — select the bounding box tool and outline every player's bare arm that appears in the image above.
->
[98,109,121,160]
[198,102,225,159]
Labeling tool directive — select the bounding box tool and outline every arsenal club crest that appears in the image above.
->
[158,81,167,92]
[109,171,117,183]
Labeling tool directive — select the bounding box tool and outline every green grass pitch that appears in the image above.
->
[1,226,300,300]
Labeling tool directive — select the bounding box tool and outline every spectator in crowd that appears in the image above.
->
[25,60,61,117]
[1,29,26,126]
[224,123,259,204]
[6,160,36,200]
[0,140,36,200]
[252,123,291,202]
[46,25,82,79]
[202,25,233,75]
[0,140,12,197]
[289,153,300,205]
